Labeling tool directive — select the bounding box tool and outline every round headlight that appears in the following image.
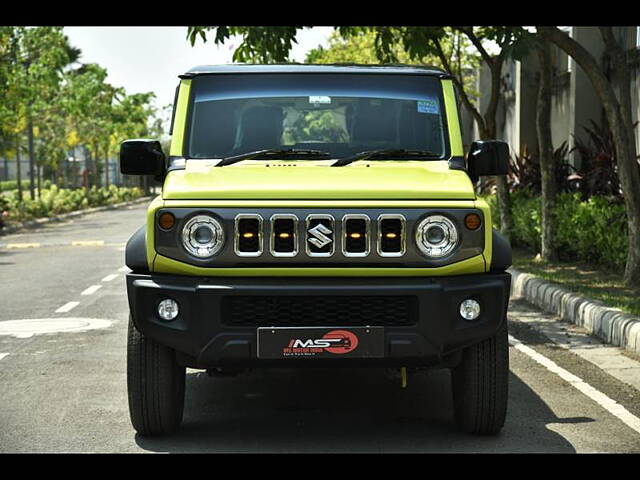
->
[415,215,459,258]
[181,214,225,258]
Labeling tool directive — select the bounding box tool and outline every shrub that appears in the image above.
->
[1,185,144,225]
[0,180,30,192]
[570,120,623,198]
[484,191,628,270]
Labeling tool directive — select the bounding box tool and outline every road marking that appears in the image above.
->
[509,334,640,436]
[101,274,118,282]
[0,353,9,361]
[0,318,113,338]
[55,301,80,313]
[6,243,40,249]
[81,285,102,296]
[118,266,129,272]
[71,240,105,247]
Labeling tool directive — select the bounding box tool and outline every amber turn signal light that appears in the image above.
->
[464,213,481,231]
[158,212,176,230]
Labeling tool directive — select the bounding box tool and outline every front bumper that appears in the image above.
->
[126,272,511,368]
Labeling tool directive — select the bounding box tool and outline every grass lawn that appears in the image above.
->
[512,248,640,317]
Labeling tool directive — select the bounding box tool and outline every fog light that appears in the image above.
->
[158,299,179,321]
[460,299,480,321]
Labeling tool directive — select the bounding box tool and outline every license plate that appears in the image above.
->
[257,326,385,359]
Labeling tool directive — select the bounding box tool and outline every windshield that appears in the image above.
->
[186,73,449,160]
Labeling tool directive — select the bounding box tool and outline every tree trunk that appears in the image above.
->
[539,26,640,285]
[94,144,99,188]
[84,146,90,191]
[15,136,23,203]
[536,38,558,262]
[104,145,109,187]
[36,163,41,198]
[71,148,77,189]
[27,110,35,200]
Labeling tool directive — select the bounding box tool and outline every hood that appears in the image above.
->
[162,159,476,201]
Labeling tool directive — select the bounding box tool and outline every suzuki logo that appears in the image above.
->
[307,223,333,249]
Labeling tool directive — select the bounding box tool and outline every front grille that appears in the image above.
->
[230,211,416,259]
[221,295,418,327]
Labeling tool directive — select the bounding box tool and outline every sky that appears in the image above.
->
[63,27,334,114]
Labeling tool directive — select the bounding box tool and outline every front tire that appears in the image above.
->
[451,319,509,435]
[127,316,185,436]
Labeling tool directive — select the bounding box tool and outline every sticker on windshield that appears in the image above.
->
[309,96,332,104]
[417,99,439,114]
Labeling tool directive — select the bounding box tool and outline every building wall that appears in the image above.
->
[568,27,605,165]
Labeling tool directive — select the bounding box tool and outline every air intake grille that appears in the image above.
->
[343,217,369,255]
[271,216,297,256]
[379,216,405,255]
[237,218,260,253]
[221,295,418,326]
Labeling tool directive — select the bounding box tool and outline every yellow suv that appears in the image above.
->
[120,64,512,437]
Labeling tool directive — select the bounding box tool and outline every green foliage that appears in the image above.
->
[0,185,144,223]
[485,191,628,270]
[0,27,162,196]
[0,179,30,192]
[188,26,305,63]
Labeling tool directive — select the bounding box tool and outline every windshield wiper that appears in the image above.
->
[331,149,440,167]
[215,148,332,167]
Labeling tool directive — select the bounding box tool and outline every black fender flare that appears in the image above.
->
[126,225,150,273]
[490,228,512,272]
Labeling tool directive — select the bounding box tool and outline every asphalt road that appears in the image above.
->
[1,201,640,453]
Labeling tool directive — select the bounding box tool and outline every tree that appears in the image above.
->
[535,36,557,261]
[537,26,640,285]
[0,27,28,201]
[6,27,73,199]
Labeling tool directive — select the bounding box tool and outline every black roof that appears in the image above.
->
[180,64,449,79]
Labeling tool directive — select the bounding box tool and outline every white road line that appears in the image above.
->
[509,334,640,436]
[101,274,118,282]
[118,266,129,272]
[55,301,80,313]
[6,243,40,249]
[0,353,9,361]
[71,240,105,247]
[81,285,102,296]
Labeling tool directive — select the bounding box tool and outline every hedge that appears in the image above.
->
[0,179,31,192]
[0,185,144,224]
[484,190,628,270]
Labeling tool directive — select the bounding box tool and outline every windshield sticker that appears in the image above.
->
[309,96,332,105]
[417,99,439,114]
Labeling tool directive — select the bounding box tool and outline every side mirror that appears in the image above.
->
[467,140,510,178]
[120,139,165,176]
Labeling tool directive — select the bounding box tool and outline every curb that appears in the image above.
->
[0,196,153,236]
[510,267,640,355]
